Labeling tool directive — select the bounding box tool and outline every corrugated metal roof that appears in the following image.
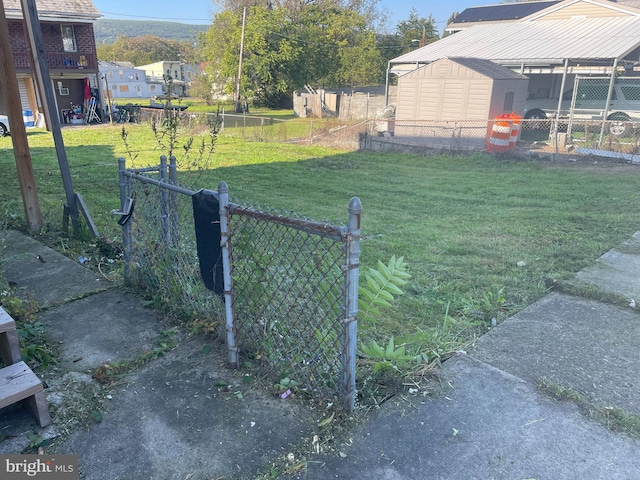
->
[392,16,640,65]
[453,1,560,23]
[4,0,101,19]
[617,0,640,8]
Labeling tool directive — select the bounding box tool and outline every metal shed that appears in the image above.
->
[394,57,528,139]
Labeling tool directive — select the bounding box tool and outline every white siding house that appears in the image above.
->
[99,61,150,99]
[137,61,186,96]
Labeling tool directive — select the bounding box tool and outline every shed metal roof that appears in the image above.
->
[443,57,529,80]
[392,16,640,69]
[4,0,101,21]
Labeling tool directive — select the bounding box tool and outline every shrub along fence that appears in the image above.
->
[117,156,361,411]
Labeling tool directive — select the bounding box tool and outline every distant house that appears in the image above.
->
[445,1,561,34]
[2,0,102,123]
[98,61,150,99]
[137,61,186,97]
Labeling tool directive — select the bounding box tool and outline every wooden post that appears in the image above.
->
[0,0,43,233]
[235,7,246,113]
[20,0,80,235]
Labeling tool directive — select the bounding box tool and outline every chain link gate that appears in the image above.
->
[565,76,640,147]
[117,157,361,411]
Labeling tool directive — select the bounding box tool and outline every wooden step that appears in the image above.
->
[0,306,16,332]
[0,361,50,427]
[0,306,23,365]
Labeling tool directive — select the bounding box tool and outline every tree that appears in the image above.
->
[202,2,384,107]
[442,12,459,38]
[395,8,438,49]
[375,9,439,71]
[97,35,199,66]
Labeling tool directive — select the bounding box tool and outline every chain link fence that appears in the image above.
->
[117,157,361,410]
[364,117,640,161]
[226,200,359,405]
[118,157,224,324]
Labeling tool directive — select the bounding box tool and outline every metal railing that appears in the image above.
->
[12,51,98,71]
[117,156,361,410]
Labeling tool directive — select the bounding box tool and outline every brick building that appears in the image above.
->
[1,0,102,124]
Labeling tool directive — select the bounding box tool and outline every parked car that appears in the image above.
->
[0,114,9,136]
[524,80,640,136]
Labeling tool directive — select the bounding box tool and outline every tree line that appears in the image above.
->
[97,2,447,107]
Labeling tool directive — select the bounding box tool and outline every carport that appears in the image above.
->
[386,0,640,125]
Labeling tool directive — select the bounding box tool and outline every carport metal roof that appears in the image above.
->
[391,16,640,75]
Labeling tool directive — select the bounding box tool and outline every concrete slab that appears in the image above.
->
[57,336,316,480]
[471,292,640,415]
[296,355,640,480]
[575,232,640,299]
[576,251,640,300]
[0,230,110,307]
[36,289,165,372]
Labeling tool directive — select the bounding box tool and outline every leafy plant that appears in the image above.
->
[462,287,507,324]
[275,377,299,393]
[359,337,414,374]
[358,255,411,323]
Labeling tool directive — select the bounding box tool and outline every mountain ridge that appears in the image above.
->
[95,19,210,44]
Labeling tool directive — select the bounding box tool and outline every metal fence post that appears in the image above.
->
[343,197,361,412]
[118,157,132,277]
[218,181,238,368]
[159,155,170,245]
[168,155,178,246]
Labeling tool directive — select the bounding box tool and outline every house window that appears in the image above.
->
[119,70,124,79]
[108,71,113,80]
[61,25,77,52]
[150,85,157,92]
[119,85,129,93]
[135,72,140,81]
[503,91,514,111]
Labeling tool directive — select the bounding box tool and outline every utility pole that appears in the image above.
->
[235,6,246,113]
[0,0,43,233]
[20,0,81,235]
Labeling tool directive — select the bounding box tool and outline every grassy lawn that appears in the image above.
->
[2,122,640,375]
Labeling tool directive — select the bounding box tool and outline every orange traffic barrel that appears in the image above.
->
[508,113,522,149]
[486,114,512,153]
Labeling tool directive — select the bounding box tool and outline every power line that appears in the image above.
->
[99,10,211,22]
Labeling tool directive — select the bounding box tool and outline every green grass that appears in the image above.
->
[2,122,640,364]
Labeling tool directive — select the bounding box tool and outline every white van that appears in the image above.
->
[524,80,640,136]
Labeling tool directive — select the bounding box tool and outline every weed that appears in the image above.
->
[601,407,640,437]
[461,287,507,325]
[92,328,179,384]
[359,337,414,374]
[0,274,55,370]
[536,377,583,402]
[358,256,410,324]
[536,377,640,438]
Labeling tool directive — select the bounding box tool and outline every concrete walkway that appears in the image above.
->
[2,229,640,479]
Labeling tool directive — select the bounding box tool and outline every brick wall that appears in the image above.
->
[8,20,28,54]
[9,20,97,63]
[40,22,96,54]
